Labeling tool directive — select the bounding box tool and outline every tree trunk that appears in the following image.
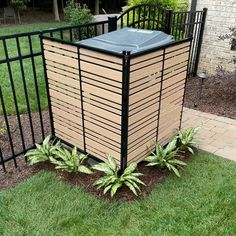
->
[17,10,21,24]
[53,0,60,22]
[95,0,99,15]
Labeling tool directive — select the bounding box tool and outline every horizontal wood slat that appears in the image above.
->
[46,61,79,75]
[162,72,186,89]
[129,83,161,105]
[52,106,82,125]
[130,56,163,71]
[165,42,191,53]
[130,63,163,80]
[80,61,122,81]
[44,44,78,58]
[84,120,121,143]
[54,123,83,142]
[83,83,121,104]
[130,50,163,65]
[164,53,189,70]
[80,48,122,65]
[44,50,78,68]
[80,54,122,71]
[56,131,84,150]
[47,70,80,89]
[43,39,78,53]
[86,139,120,160]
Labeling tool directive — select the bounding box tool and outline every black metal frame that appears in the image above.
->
[40,33,192,172]
[0,3,205,172]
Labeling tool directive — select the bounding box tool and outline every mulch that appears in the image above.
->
[0,153,190,201]
[184,72,236,119]
[0,72,235,200]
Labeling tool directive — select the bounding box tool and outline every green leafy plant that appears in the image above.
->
[64,0,94,40]
[177,126,201,154]
[93,155,145,197]
[145,139,186,177]
[25,136,60,165]
[50,147,92,174]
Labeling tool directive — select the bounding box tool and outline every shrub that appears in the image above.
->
[64,0,94,40]
[25,136,60,165]
[93,155,145,197]
[50,147,92,174]
[177,126,201,154]
[145,139,186,177]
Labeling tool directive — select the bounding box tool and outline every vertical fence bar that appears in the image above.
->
[191,11,200,74]
[156,49,165,142]
[120,51,130,173]
[193,8,207,75]
[138,5,141,28]
[152,6,156,30]
[39,34,55,137]
[164,9,173,34]
[16,36,35,145]
[180,39,192,129]
[77,46,86,153]
[0,86,17,167]
[143,5,146,29]
[0,148,6,172]
[2,39,26,153]
[108,16,118,32]
[132,9,135,27]
[28,35,45,140]
[69,28,73,42]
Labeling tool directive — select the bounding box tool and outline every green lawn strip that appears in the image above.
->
[0,152,235,236]
[0,22,68,115]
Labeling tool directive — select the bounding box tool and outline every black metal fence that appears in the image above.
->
[0,4,207,172]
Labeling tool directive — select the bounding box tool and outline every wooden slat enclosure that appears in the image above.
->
[42,38,191,169]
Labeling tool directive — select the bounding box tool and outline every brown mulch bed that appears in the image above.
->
[58,161,170,201]
[184,72,236,119]
[0,110,51,189]
[1,156,189,201]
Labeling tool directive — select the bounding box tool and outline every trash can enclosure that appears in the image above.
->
[42,31,191,170]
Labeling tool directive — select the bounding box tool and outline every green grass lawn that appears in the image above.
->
[0,152,236,236]
[0,22,68,115]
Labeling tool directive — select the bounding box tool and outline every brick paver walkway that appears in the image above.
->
[182,107,236,162]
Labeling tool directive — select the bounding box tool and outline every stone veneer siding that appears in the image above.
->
[195,0,236,75]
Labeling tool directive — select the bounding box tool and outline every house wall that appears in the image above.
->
[195,0,236,75]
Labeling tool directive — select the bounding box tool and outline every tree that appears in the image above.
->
[95,0,99,15]
[10,0,28,24]
[53,0,60,22]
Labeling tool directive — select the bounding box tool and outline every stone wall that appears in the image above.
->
[195,0,236,75]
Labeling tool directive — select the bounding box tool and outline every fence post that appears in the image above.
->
[108,16,118,32]
[193,8,208,75]
[120,51,130,173]
[164,9,173,34]
[39,33,55,137]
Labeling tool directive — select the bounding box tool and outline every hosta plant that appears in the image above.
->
[145,139,186,177]
[26,135,60,165]
[93,155,145,197]
[177,126,201,154]
[50,147,92,174]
